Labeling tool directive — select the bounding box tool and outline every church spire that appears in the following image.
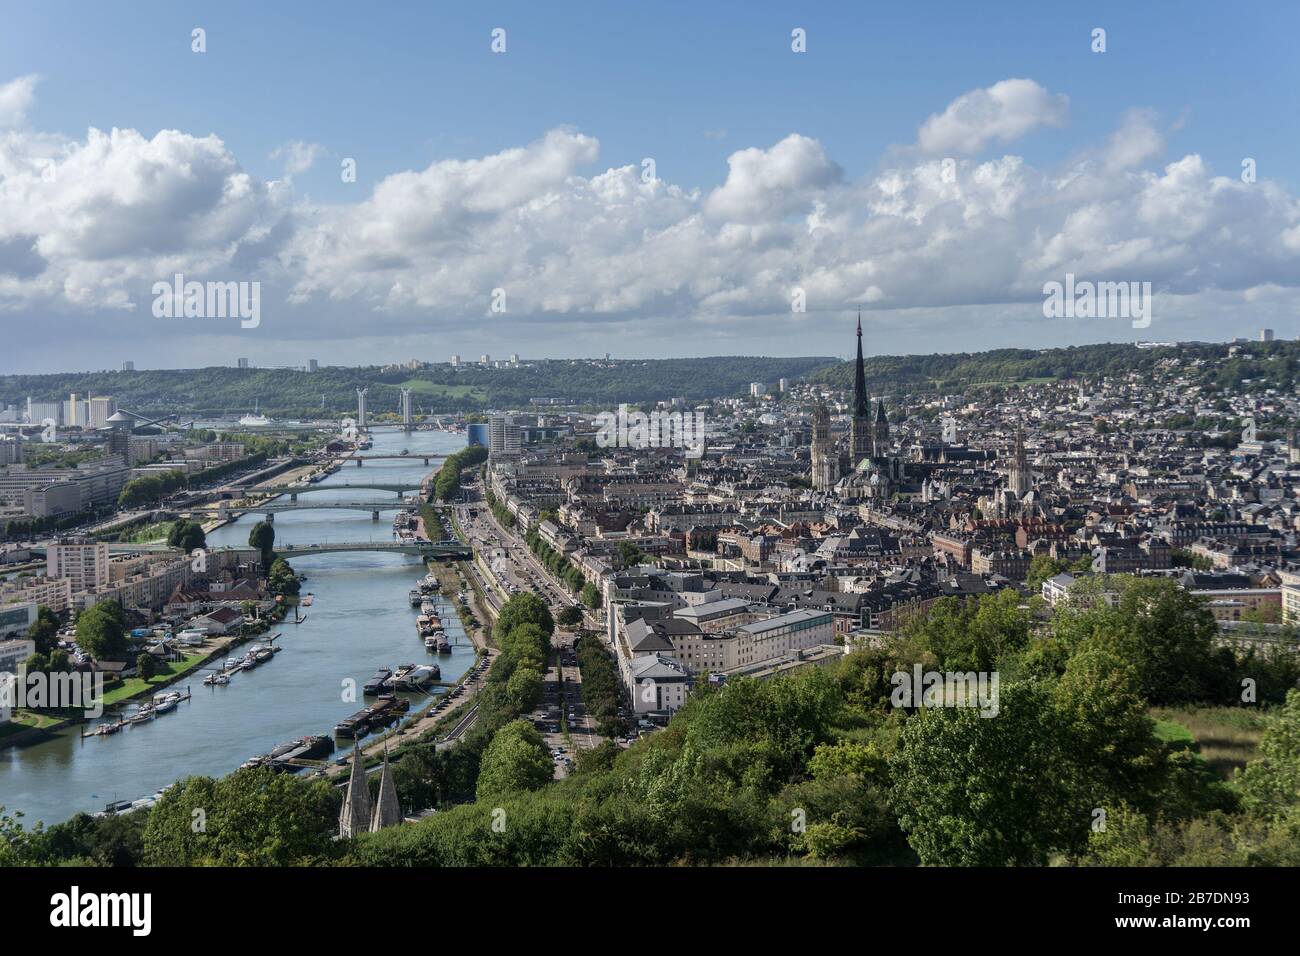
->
[371,745,402,832]
[850,314,872,468]
[339,742,373,839]
[853,313,869,418]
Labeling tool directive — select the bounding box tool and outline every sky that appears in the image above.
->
[1,0,1299,372]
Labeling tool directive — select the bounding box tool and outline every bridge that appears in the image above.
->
[350,454,447,466]
[238,482,424,499]
[206,500,412,521]
[91,541,469,559]
[276,541,469,558]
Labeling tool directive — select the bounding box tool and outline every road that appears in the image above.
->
[450,476,601,775]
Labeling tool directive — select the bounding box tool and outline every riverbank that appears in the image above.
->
[0,608,292,751]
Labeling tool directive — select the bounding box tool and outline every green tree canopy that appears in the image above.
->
[476,719,554,802]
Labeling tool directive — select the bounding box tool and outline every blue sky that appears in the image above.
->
[2,1,1299,371]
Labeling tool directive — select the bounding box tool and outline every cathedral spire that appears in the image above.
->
[853,313,869,418]
[850,314,872,468]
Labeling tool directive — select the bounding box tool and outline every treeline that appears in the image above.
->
[433,445,489,501]
[524,524,587,598]
[810,339,1300,396]
[574,633,622,737]
[1,356,835,420]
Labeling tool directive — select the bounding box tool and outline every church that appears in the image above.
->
[809,316,906,502]
[339,743,403,838]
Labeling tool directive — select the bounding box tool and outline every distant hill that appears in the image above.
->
[5,341,1294,419]
[810,341,1300,397]
[0,356,837,418]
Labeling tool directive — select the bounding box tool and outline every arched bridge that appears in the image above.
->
[210,500,411,520]
[242,482,424,498]
[350,454,448,466]
[276,541,470,558]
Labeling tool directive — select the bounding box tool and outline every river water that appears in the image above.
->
[0,427,469,826]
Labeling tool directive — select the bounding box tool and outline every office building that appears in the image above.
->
[121,361,134,372]
[237,358,250,369]
[356,388,368,428]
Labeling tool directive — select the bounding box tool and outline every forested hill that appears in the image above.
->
[0,356,836,418]
[7,341,1295,418]
[811,340,1300,395]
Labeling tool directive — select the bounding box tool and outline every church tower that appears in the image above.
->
[810,402,837,491]
[872,398,889,457]
[850,315,871,468]
[1007,427,1032,496]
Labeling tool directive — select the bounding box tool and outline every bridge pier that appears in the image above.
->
[423,457,430,465]
[290,493,298,502]
[356,459,363,467]
[265,513,274,524]
[372,510,380,521]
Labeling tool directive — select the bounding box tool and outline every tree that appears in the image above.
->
[1025,554,1065,592]
[505,666,543,714]
[556,605,582,628]
[1058,576,1232,706]
[267,557,301,596]
[167,519,206,553]
[75,603,128,661]
[25,605,61,656]
[495,592,554,645]
[476,720,554,802]
[890,681,1077,865]
[136,652,157,680]
[1239,688,1300,820]
[580,581,602,609]
[248,521,275,569]
[142,767,339,866]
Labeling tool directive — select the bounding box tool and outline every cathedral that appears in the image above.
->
[809,316,906,501]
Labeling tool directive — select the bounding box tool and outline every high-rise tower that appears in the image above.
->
[850,315,871,468]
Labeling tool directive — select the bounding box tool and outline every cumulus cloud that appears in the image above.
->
[0,74,38,128]
[704,134,841,221]
[2,74,1299,353]
[917,78,1068,155]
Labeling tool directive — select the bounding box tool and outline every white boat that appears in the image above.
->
[420,599,437,615]
[203,671,230,686]
[238,400,273,428]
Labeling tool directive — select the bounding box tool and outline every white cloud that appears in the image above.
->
[917,78,1068,155]
[2,74,1299,356]
[270,141,324,176]
[705,134,841,222]
[0,75,39,128]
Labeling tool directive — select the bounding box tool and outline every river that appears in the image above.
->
[0,427,470,826]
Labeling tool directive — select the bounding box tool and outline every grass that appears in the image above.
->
[398,379,486,400]
[1149,705,1270,778]
[100,652,210,707]
[119,520,174,544]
